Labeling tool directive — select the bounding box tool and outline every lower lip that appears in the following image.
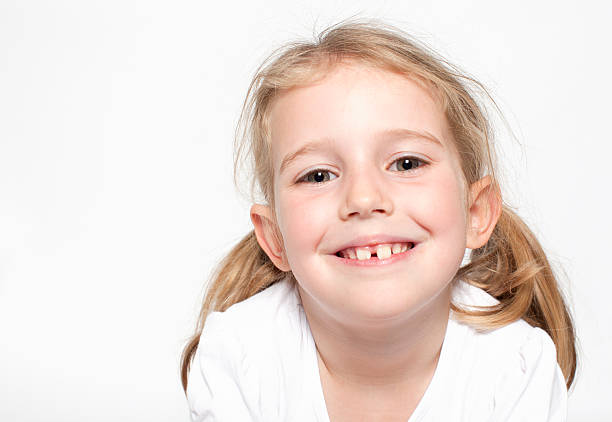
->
[330,244,417,267]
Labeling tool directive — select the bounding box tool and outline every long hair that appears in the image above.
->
[181,18,576,391]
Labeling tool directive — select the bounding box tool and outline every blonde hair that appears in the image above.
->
[181,18,576,391]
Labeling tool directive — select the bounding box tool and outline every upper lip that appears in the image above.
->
[331,234,418,254]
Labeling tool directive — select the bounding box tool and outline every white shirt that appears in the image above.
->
[186,277,567,421]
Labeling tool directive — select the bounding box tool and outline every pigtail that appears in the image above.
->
[180,230,287,391]
[453,204,577,389]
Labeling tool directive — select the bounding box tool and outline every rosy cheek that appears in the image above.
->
[278,194,322,251]
[429,175,467,232]
[401,173,466,234]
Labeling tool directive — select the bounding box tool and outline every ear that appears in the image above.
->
[250,204,291,272]
[466,175,502,249]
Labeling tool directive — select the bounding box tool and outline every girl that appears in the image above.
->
[181,19,576,421]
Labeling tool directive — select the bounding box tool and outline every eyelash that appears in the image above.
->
[297,156,429,184]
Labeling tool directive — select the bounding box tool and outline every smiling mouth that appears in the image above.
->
[334,242,415,261]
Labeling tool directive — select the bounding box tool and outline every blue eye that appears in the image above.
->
[390,156,427,172]
[298,170,337,184]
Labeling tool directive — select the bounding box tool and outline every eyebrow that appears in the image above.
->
[278,128,444,175]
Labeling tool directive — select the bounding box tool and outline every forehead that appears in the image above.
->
[267,64,454,172]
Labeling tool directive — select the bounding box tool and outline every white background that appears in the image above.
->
[1,0,610,420]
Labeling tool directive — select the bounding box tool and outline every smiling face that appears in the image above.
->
[253,63,481,327]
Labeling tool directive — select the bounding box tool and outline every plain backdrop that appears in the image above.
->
[1,0,610,420]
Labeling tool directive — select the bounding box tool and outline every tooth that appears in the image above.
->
[356,248,371,260]
[392,243,402,254]
[377,245,392,259]
[347,248,356,260]
[400,243,408,253]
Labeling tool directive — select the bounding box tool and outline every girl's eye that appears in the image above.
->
[389,156,428,172]
[298,170,337,184]
[297,157,426,184]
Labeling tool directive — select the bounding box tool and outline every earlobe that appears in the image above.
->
[466,175,502,249]
[250,204,291,272]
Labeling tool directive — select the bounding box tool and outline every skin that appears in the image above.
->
[250,63,501,421]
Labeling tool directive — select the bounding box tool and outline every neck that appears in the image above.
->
[298,283,452,391]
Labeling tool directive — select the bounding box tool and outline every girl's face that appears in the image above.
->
[260,63,473,325]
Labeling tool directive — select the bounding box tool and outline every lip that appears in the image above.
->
[330,234,419,255]
[330,242,417,266]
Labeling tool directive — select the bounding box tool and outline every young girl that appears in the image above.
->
[181,19,576,421]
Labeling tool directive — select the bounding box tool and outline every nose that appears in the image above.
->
[339,168,394,220]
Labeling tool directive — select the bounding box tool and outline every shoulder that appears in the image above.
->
[448,280,567,420]
[488,324,567,420]
[186,277,308,420]
[205,277,301,340]
[451,280,552,353]
[195,277,303,360]
[193,277,306,375]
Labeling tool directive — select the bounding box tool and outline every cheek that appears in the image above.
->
[431,177,466,232]
[392,169,468,284]
[277,193,330,258]
[396,169,467,239]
